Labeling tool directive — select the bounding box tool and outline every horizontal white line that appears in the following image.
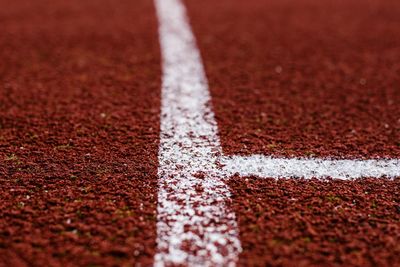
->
[222,155,400,179]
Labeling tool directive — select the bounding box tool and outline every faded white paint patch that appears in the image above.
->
[154,0,241,265]
[222,155,400,180]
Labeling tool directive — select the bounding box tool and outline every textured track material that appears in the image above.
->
[0,0,160,265]
[184,0,400,265]
[1,0,399,266]
[185,0,400,159]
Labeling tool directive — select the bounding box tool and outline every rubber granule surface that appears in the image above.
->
[228,176,400,266]
[0,0,161,265]
[1,0,400,266]
[185,0,400,159]
[184,0,400,265]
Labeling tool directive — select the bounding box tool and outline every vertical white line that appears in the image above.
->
[154,0,241,265]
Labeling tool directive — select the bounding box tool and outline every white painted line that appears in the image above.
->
[154,0,241,265]
[222,155,400,180]
[154,0,400,265]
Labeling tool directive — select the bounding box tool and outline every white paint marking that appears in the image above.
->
[154,0,241,265]
[222,155,400,180]
[154,0,400,265]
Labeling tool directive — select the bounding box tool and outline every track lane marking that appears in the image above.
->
[154,0,400,265]
[222,155,400,179]
[154,0,241,265]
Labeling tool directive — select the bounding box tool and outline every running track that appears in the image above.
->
[1,0,400,266]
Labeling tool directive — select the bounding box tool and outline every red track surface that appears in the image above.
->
[184,0,400,265]
[228,178,400,266]
[185,0,400,159]
[1,0,399,266]
[0,0,160,265]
